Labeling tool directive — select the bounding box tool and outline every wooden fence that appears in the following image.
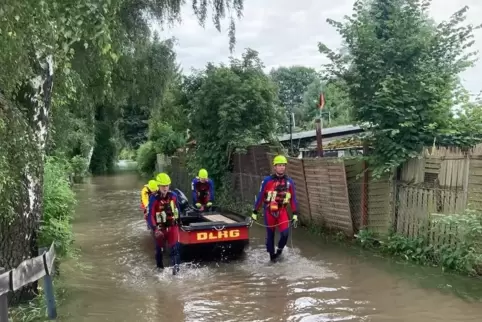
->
[165,143,482,243]
[0,242,57,321]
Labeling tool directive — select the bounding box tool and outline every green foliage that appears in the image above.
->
[187,49,281,183]
[319,0,481,177]
[135,119,187,176]
[136,141,158,176]
[435,87,482,148]
[298,78,354,129]
[269,66,318,131]
[270,66,318,107]
[89,104,120,175]
[39,157,77,258]
[355,211,482,276]
[0,0,116,101]
[1,0,247,311]
[70,155,89,183]
[148,121,187,156]
[119,148,137,161]
[9,280,68,322]
[117,37,179,150]
[154,78,191,134]
[214,175,252,215]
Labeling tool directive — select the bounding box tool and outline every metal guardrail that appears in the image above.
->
[0,242,57,321]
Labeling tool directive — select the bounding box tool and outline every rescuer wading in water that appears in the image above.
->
[191,168,215,210]
[251,155,299,262]
[147,173,181,275]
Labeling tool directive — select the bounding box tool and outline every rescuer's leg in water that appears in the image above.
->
[165,225,181,275]
[170,242,181,275]
[264,210,278,262]
[153,228,165,269]
[273,208,290,259]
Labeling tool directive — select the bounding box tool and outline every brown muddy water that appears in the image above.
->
[60,173,482,322]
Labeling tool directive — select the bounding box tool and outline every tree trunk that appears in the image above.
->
[0,54,54,304]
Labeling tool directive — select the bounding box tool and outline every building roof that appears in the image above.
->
[260,124,362,144]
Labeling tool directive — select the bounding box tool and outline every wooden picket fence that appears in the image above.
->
[0,242,57,321]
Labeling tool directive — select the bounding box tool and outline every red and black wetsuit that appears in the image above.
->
[253,174,298,256]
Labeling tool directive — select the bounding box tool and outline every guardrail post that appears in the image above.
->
[0,267,8,322]
[39,247,57,320]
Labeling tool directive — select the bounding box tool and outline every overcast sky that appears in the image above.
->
[153,0,482,96]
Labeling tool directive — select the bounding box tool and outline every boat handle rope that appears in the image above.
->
[249,220,297,250]
[250,219,295,228]
[213,225,225,231]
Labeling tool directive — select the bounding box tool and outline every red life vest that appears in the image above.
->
[155,192,177,227]
[264,175,291,212]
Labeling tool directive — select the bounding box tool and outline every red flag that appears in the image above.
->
[318,92,325,110]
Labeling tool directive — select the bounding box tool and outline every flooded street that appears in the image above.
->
[61,173,482,322]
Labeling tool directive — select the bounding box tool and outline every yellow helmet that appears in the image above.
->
[273,155,288,165]
[198,168,208,179]
[156,172,171,186]
[147,180,158,191]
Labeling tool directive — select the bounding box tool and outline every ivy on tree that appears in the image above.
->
[319,0,481,177]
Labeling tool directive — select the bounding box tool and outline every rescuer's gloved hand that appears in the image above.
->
[195,203,202,208]
[292,213,299,228]
[251,211,258,221]
[206,202,212,207]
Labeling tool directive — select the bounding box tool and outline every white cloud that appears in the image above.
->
[152,0,482,95]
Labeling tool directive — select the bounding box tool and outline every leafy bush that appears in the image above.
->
[119,148,137,161]
[149,121,186,155]
[39,156,77,258]
[136,140,157,176]
[70,155,89,183]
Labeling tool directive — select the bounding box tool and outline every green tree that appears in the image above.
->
[187,49,281,182]
[118,36,179,150]
[319,0,480,176]
[90,35,179,174]
[437,86,482,147]
[298,78,353,129]
[0,0,245,303]
[269,66,319,132]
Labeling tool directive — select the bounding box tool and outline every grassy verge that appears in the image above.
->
[8,279,71,322]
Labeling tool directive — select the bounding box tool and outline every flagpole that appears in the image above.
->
[315,92,325,158]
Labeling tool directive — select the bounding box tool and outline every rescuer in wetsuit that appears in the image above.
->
[191,168,215,210]
[141,180,159,223]
[147,173,181,275]
[251,155,299,262]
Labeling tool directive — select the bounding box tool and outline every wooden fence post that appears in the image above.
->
[238,154,245,203]
[39,247,57,320]
[0,267,8,322]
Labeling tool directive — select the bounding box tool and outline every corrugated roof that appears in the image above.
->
[260,124,362,143]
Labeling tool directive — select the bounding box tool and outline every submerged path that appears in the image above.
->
[60,173,482,321]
